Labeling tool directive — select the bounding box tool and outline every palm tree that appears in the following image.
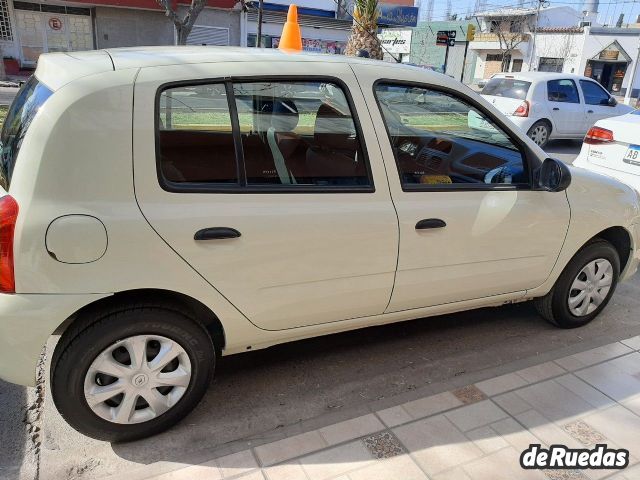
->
[345,0,383,60]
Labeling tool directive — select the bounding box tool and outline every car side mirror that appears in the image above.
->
[607,96,617,107]
[538,158,571,192]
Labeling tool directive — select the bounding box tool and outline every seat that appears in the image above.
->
[267,99,304,184]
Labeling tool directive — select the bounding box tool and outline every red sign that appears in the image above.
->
[48,17,63,31]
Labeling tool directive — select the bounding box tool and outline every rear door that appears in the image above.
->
[546,79,585,135]
[133,61,398,331]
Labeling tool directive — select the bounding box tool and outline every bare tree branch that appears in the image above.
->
[155,0,208,45]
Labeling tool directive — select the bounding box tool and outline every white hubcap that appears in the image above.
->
[568,259,613,317]
[529,125,548,145]
[83,335,192,424]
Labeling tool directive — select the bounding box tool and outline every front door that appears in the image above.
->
[133,62,398,331]
[579,79,625,128]
[546,79,585,135]
[353,65,570,312]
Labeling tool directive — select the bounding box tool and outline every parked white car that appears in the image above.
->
[481,72,634,147]
[574,111,640,192]
[1,48,640,441]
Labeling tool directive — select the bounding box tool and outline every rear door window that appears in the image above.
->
[481,78,531,100]
[547,79,580,103]
[0,76,52,191]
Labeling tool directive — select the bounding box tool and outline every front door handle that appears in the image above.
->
[194,227,241,240]
[416,218,447,230]
[587,110,594,114]
[553,107,560,111]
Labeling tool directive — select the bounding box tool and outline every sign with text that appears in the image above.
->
[436,30,456,47]
[378,30,412,54]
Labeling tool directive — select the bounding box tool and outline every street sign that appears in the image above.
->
[436,30,456,47]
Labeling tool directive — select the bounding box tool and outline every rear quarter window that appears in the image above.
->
[0,76,53,191]
[481,78,531,100]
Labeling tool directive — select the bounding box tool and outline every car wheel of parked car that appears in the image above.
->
[51,306,215,442]
[527,121,551,148]
[534,240,620,329]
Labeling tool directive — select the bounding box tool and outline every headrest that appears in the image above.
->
[270,99,299,132]
[313,103,357,151]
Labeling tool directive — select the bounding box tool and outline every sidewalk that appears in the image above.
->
[104,336,640,480]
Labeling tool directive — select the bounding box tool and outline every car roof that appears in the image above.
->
[37,46,427,91]
[491,71,590,83]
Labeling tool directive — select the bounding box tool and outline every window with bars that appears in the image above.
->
[0,0,13,41]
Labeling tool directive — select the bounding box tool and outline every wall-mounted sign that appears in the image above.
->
[48,17,63,31]
[378,5,418,27]
[599,49,620,61]
[378,30,412,54]
[436,30,456,47]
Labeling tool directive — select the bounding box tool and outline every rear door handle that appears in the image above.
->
[587,110,594,114]
[194,227,241,240]
[416,218,447,230]
[553,107,560,111]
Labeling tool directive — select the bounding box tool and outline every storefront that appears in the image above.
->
[584,41,631,94]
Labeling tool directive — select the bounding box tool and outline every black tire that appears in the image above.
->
[534,240,620,328]
[51,306,215,442]
[527,120,551,148]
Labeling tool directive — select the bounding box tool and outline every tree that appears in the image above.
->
[492,15,532,72]
[156,0,207,45]
[345,0,383,60]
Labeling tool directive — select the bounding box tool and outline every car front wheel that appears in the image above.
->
[534,240,620,328]
[51,306,215,442]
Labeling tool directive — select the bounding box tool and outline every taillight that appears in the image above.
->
[513,100,529,117]
[0,195,18,293]
[584,126,614,144]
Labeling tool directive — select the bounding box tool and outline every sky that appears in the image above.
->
[415,0,640,27]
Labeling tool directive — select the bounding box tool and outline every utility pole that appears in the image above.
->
[257,0,264,47]
[625,37,640,106]
[528,0,545,71]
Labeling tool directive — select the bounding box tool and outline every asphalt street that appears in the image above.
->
[0,135,620,480]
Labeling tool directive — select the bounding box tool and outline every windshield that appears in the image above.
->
[0,76,53,191]
[482,78,531,100]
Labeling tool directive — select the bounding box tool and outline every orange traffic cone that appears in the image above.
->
[278,5,303,52]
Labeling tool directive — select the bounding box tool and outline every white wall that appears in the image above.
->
[538,7,583,29]
[533,31,585,73]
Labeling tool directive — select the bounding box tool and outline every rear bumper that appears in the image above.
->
[0,293,108,386]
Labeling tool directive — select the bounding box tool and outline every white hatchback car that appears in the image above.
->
[574,112,640,192]
[1,47,640,441]
[481,72,633,147]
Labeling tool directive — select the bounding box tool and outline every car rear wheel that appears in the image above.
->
[527,121,551,148]
[51,306,215,442]
[534,240,620,328]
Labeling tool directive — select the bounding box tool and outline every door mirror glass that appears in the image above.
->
[538,158,571,192]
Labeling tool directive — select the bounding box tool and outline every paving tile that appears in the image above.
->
[516,362,566,384]
[516,410,584,449]
[543,470,589,480]
[235,471,265,480]
[393,414,483,476]
[348,454,427,480]
[490,417,542,452]
[493,391,534,416]
[607,462,640,479]
[432,467,472,480]
[376,405,412,428]
[608,352,640,376]
[576,361,640,402]
[554,374,615,410]
[562,420,606,446]
[362,431,405,459]
[583,405,640,458]
[318,414,384,446]
[462,447,547,480]
[555,343,633,371]
[254,431,326,467]
[444,399,508,432]
[452,385,488,405]
[620,335,640,351]
[149,461,221,480]
[512,380,596,424]
[402,391,463,420]
[620,393,640,417]
[476,372,528,396]
[299,441,373,480]
[263,462,308,480]
[217,450,259,479]
[465,425,509,454]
